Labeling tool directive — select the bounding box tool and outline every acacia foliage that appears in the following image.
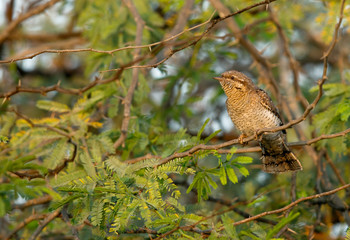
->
[0,0,350,239]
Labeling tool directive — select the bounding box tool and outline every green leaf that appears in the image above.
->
[219,166,227,185]
[80,151,97,179]
[324,83,348,97]
[0,136,9,143]
[98,135,115,154]
[107,96,120,118]
[91,200,105,226]
[36,100,70,113]
[197,118,210,141]
[226,147,237,161]
[73,90,105,112]
[50,169,87,187]
[226,167,238,184]
[43,139,68,169]
[187,172,216,202]
[266,212,300,239]
[206,173,218,189]
[234,156,253,164]
[337,99,350,121]
[88,139,102,164]
[186,173,201,194]
[203,129,221,143]
[237,165,249,177]
[222,214,238,238]
[241,230,262,240]
[49,193,84,211]
[0,197,9,217]
[0,112,16,136]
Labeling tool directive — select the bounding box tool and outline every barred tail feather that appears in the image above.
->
[261,151,303,173]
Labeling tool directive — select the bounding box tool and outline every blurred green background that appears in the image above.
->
[0,0,350,239]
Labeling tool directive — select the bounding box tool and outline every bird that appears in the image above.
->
[214,70,302,173]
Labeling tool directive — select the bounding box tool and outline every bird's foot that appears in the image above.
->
[238,134,247,145]
[254,130,262,141]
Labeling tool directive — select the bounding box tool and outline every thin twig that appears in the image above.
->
[28,209,61,240]
[231,183,350,226]
[269,7,309,109]
[0,15,210,64]
[154,200,243,240]
[324,151,347,187]
[156,183,350,238]
[12,195,53,210]
[0,57,137,100]
[10,108,71,138]
[113,0,145,149]
[5,214,47,240]
[207,196,296,237]
[0,0,61,44]
[209,0,280,99]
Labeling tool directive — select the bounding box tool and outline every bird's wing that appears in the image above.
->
[256,88,284,125]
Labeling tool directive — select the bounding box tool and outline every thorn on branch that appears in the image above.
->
[2,97,8,105]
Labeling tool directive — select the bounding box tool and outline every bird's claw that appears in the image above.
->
[238,134,247,145]
[254,130,262,141]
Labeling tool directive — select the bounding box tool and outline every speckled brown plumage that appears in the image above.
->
[214,70,302,173]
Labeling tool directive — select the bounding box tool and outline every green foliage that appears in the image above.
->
[36,100,70,113]
[346,227,350,240]
[312,83,350,153]
[1,0,349,239]
[265,212,300,239]
[187,147,252,202]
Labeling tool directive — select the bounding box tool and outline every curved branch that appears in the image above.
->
[28,209,61,240]
[155,183,350,238]
[231,183,350,226]
[0,0,277,65]
[0,16,210,64]
[0,56,136,100]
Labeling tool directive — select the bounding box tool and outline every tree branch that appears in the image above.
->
[28,209,61,240]
[12,195,52,210]
[5,214,47,240]
[0,0,62,44]
[133,128,350,166]
[231,183,350,226]
[156,183,350,238]
[113,0,145,149]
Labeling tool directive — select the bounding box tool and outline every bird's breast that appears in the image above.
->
[226,95,281,135]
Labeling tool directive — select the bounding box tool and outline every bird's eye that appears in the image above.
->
[230,76,235,80]
[235,87,242,90]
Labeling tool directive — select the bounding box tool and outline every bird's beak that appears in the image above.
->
[213,77,224,82]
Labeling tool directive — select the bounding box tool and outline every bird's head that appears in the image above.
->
[213,70,254,96]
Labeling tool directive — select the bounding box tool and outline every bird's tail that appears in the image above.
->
[261,151,302,173]
[258,132,302,173]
